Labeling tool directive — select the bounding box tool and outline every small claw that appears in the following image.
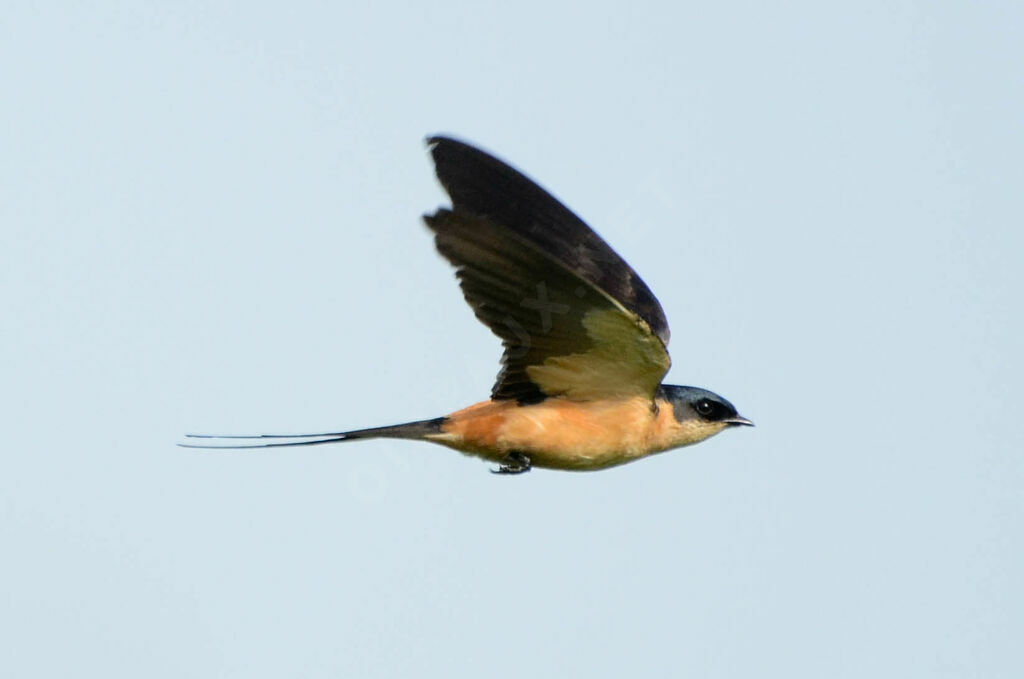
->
[490,452,532,475]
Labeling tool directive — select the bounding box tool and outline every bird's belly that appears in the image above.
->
[431,397,674,471]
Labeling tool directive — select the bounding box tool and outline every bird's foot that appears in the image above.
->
[491,451,531,475]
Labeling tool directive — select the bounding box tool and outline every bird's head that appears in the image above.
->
[657,384,753,448]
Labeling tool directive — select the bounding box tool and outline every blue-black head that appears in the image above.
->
[658,385,753,427]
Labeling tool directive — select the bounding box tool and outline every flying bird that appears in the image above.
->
[183,136,752,473]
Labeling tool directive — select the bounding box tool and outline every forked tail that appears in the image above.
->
[180,417,446,449]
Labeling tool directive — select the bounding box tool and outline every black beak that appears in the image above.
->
[724,415,754,427]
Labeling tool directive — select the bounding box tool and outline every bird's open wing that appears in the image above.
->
[425,136,671,403]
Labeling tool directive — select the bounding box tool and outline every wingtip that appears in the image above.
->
[425,134,479,157]
[425,134,452,150]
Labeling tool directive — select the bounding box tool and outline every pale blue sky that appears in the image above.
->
[3,2,1021,677]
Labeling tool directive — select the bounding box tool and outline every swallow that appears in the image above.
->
[183,136,752,473]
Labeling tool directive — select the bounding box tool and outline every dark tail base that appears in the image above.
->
[341,417,446,441]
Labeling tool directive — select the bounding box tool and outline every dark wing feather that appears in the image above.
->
[427,136,670,346]
[424,137,671,403]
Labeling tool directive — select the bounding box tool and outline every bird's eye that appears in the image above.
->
[695,399,715,417]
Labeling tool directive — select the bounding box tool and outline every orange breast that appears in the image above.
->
[431,396,680,470]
